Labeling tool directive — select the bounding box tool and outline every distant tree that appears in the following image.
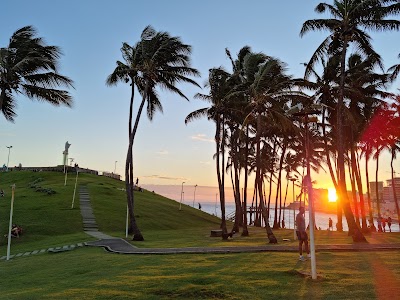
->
[107,26,200,240]
[0,26,73,122]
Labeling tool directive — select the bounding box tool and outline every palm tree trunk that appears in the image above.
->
[391,148,400,231]
[215,114,227,237]
[274,142,286,229]
[256,113,277,243]
[354,149,368,232]
[126,84,152,241]
[365,149,375,230]
[242,125,250,236]
[338,37,365,242]
[375,152,381,219]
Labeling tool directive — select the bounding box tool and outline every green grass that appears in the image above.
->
[1,246,399,299]
[1,170,400,299]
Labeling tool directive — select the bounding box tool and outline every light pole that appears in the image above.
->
[6,146,12,171]
[290,177,297,240]
[193,184,198,207]
[288,104,319,280]
[179,181,185,210]
[114,161,117,173]
[71,165,79,209]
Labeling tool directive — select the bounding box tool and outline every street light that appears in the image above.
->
[288,105,320,280]
[114,161,117,173]
[289,176,298,240]
[179,181,185,210]
[193,184,198,207]
[6,146,12,171]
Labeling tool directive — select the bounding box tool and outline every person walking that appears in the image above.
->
[377,216,382,232]
[328,217,333,231]
[296,206,310,261]
[387,216,392,232]
[382,217,386,232]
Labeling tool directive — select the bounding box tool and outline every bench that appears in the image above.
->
[210,229,222,237]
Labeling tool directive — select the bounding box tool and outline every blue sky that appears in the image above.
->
[1,0,399,189]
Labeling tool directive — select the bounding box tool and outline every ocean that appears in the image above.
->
[197,201,399,232]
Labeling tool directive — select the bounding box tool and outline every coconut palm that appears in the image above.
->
[301,0,400,241]
[0,26,73,122]
[185,68,231,238]
[108,26,200,240]
[388,53,400,81]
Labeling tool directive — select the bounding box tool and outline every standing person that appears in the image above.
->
[377,216,382,232]
[387,216,392,232]
[136,177,139,186]
[328,217,333,231]
[382,217,386,232]
[296,206,310,261]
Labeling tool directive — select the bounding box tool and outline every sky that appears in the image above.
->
[1,1,399,202]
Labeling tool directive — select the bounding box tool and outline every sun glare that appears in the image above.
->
[328,188,337,202]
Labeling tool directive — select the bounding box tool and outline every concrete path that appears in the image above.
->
[79,186,137,250]
[85,241,400,255]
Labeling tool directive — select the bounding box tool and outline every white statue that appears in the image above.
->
[64,141,71,154]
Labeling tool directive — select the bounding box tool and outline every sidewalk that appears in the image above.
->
[86,240,400,254]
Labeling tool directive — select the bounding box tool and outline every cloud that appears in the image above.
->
[190,134,213,143]
[143,174,187,181]
[156,150,169,155]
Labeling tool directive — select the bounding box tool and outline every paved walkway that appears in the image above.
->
[86,241,400,254]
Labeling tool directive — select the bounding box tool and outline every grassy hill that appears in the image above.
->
[0,170,220,254]
[1,170,400,299]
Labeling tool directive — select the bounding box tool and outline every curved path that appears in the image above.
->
[79,186,400,254]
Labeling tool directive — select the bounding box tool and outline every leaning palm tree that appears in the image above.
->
[301,0,400,241]
[107,26,200,240]
[0,26,73,121]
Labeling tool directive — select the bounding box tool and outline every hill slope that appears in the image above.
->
[0,170,220,254]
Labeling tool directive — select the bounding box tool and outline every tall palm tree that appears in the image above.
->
[0,26,73,122]
[108,26,200,240]
[301,0,400,241]
[185,68,231,238]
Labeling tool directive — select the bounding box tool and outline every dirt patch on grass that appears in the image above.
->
[371,257,400,299]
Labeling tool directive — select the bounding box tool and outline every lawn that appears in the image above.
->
[1,170,399,299]
[1,247,399,299]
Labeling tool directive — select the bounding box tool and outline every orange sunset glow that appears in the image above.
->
[328,188,337,202]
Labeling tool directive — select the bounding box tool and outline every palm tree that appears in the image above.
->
[107,26,200,240]
[388,53,400,81]
[301,0,400,241]
[185,68,231,238]
[0,26,73,122]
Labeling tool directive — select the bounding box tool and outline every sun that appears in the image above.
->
[328,188,337,202]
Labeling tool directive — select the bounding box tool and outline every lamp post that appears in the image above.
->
[71,165,79,209]
[289,177,297,240]
[6,146,12,171]
[114,161,117,173]
[179,181,185,210]
[193,184,198,207]
[288,104,319,280]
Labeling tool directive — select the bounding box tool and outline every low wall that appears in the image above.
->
[7,166,99,175]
